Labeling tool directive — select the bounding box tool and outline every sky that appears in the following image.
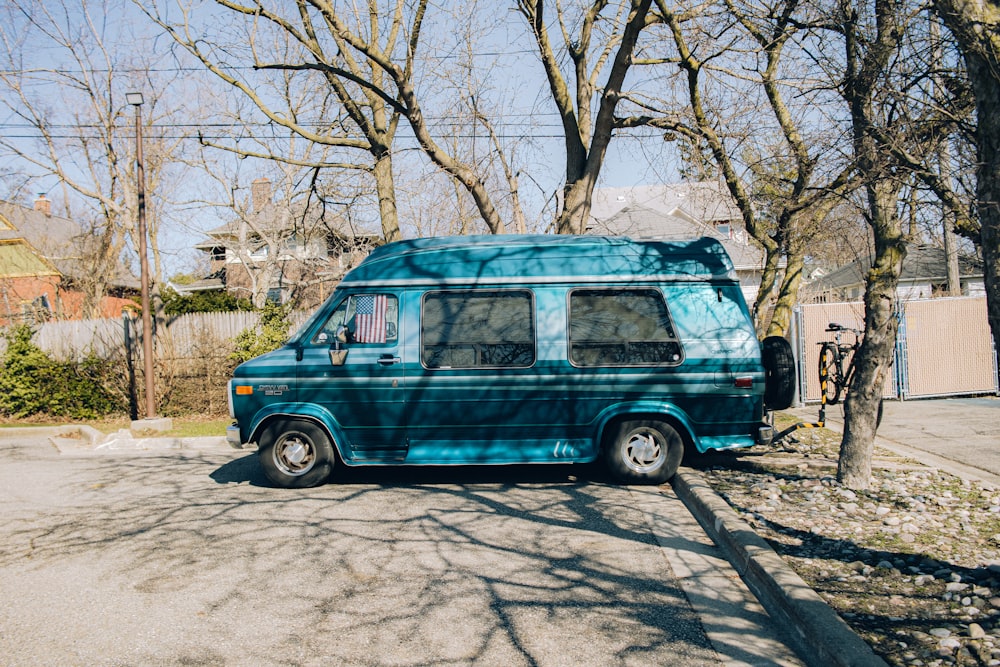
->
[0,0,687,278]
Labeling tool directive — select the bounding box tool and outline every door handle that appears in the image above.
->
[377,355,401,366]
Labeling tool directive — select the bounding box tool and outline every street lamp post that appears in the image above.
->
[126,92,159,423]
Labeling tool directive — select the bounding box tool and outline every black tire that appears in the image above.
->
[818,344,841,405]
[258,419,335,488]
[762,336,796,410]
[603,420,683,485]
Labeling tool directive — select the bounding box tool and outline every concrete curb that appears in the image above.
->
[0,425,232,454]
[673,469,888,667]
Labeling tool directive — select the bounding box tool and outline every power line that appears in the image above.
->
[0,115,568,130]
[0,49,542,77]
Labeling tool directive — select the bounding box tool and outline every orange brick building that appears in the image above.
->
[0,196,137,326]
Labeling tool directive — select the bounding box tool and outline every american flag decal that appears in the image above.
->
[355,294,387,343]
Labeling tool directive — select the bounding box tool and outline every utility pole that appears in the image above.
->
[126,91,171,433]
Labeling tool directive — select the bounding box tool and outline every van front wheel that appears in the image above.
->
[258,419,335,489]
[603,420,683,485]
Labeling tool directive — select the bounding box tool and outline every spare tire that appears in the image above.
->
[762,336,796,410]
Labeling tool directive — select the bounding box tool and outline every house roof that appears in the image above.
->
[589,182,743,225]
[808,245,983,291]
[0,200,138,289]
[587,200,764,271]
[0,240,60,278]
[196,191,379,250]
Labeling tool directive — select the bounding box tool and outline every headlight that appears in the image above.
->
[227,379,235,419]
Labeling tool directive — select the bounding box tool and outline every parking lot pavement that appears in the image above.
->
[0,432,805,667]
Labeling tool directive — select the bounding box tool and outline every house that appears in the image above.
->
[186,179,381,309]
[585,183,766,303]
[0,195,138,326]
[800,244,985,303]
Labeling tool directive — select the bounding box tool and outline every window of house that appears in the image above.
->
[569,288,682,366]
[266,288,284,305]
[421,290,534,368]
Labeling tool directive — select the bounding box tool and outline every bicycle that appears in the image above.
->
[817,323,861,405]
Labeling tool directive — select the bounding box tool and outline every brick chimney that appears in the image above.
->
[33,194,51,216]
[251,178,271,212]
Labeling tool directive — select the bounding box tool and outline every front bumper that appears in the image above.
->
[226,423,245,449]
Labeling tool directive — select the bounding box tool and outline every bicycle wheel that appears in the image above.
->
[818,344,842,405]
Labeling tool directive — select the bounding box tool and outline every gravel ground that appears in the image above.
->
[693,419,1000,667]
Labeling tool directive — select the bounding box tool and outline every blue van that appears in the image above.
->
[227,235,794,488]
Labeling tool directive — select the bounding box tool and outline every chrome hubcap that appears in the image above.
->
[623,431,663,472]
[274,434,315,476]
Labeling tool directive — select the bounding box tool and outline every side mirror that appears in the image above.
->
[329,345,348,366]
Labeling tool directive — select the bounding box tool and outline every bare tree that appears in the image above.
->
[517,0,654,235]
[0,0,183,317]
[831,0,909,490]
[145,0,529,238]
[615,0,857,336]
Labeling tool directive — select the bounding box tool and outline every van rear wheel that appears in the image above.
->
[603,420,683,485]
[258,419,335,489]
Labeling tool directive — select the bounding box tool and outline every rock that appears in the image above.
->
[969,623,987,639]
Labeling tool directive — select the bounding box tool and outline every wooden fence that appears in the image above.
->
[4,299,995,415]
[0,310,312,417]
[793,297,999,402]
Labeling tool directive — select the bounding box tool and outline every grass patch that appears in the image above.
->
[1,416,232,439]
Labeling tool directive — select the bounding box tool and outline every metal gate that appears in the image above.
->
[791,297,998,403]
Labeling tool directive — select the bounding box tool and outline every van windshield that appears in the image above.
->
[287,290,343,345]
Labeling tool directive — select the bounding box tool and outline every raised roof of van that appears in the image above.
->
[341,235,737,286]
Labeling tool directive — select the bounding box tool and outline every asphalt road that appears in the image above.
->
[0,435,800,666]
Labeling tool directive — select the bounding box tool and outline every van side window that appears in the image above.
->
[569,288,682,366]
[312,294,398,345]
[421,290,535,368]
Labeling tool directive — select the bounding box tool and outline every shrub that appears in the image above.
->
[0,325,123,419]
[230,302,292,364]
[161,287,253,316]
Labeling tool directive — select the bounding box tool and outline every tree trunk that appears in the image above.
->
[839,184,906,489]
[932,0,1000,389]
[558,175,598,235]
[966,44,1000,388]
[372,151,402,243]
[765,248,805,338]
